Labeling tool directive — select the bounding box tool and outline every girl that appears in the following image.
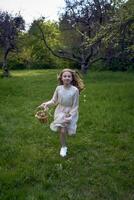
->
[39,68,84,157]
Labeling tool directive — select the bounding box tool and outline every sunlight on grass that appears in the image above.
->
[11,69,56,77]
[0,69,60,78]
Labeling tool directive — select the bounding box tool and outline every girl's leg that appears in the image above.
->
[59,127,68,157]
[59,127,67,147]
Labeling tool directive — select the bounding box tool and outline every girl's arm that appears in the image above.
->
[39,86,58,109]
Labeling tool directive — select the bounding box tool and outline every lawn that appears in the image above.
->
[0,70,134,200]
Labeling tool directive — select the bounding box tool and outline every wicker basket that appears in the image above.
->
[35,110,48,123]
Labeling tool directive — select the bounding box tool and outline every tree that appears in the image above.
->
[102,0,134,70]
[59,0,134,72]
[29,0,133,73]
[29,19,70,69]
[0,11,25,77]
[58,0,125,73]
[33,0,117,73]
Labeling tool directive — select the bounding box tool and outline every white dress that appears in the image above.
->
[46,85,79,135]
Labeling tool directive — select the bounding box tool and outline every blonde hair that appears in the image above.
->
[57,68,85,93]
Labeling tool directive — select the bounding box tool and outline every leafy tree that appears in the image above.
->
[0,11,25,77]
[29,19,70,69]
[60,0,134,72]
[102,0,134,70]
[33,0,118,73]
[6,32,32,70]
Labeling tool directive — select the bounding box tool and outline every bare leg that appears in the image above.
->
[59,127,68,157]
[59,127,67,147]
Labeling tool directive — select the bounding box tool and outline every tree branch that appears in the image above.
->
[35,21,80,63]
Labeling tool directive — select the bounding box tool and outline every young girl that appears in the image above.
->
[39,68,84,157]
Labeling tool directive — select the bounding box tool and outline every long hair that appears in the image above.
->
[57,68,85,93]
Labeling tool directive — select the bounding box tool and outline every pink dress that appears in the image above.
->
[46,85,79,135]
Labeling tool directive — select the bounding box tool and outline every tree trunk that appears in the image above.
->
[81,63,88,74]
[2,50,10,77]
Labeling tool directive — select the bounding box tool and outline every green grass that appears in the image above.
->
[0,69,134,200]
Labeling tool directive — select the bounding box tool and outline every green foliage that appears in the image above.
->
[0,19,72,70]
[90,60,107,71]
[0,70,134,200]
[0,11,25,76]
[104,58,134,71]
[90,60,134,72]
[28,20,71,69]
[8,59,25,70]
[0,0,133,72]
[100,0,134,68]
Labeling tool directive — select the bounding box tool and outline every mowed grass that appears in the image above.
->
[0,69,134,200]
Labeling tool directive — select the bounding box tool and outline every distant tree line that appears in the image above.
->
[0,0,134,76]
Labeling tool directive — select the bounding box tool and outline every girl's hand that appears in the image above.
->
[64,115,72,123]
[38,103,48,110]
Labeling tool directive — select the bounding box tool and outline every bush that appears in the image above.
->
[90,59,134,71]
[8,59,26,70]
[105,58,134,71]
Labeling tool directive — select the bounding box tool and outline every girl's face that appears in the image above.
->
[61,71,73,86]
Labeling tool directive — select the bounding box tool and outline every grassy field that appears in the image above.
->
[0,70,134,200]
